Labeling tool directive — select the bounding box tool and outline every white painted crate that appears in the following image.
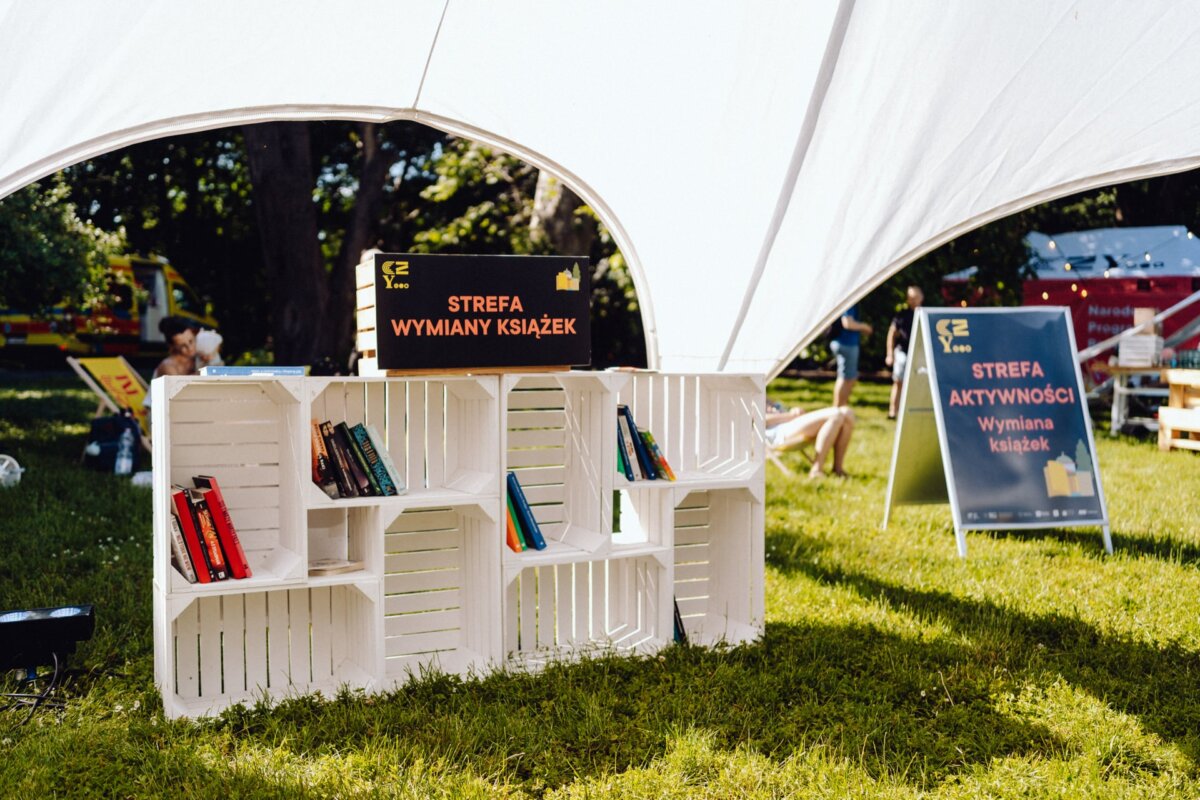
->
[504,554,671,665]
[307,376,499,506]
[673,489,764,646]
[152,377,306,593]
[615,372,766,490]
[156,583,379,718]
[383,504,501,681]
[502,373,615,576]
[307,505,381,585]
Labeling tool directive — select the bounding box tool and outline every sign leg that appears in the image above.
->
[1101,524,1113,555]
[954,524,967,558]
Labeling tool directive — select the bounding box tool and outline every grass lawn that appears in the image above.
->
[1,374,1200,797]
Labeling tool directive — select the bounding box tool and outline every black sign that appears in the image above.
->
[373,253,591,371]
[925,308,1105,526]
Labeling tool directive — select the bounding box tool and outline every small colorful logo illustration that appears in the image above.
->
[556,263,582,291]
[1043,440,1095,497]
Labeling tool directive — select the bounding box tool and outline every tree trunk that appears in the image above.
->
[242,122,328,365]
[530,172,595,256]
[330,123,392,364]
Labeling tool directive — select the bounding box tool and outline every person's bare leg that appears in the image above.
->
[834,377,856,408]
[831,409,856,476]
[888,381,902,418]
[808,414,845,477]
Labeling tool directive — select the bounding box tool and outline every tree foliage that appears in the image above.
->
[0,177,122,310]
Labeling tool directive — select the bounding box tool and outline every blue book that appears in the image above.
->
[506,472,547,550]
[200,365,306,376]
[350,423,398,496]
[618,405,657,480]
[615,423,635,481]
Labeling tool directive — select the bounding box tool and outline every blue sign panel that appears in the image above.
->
[924,308,1105,527]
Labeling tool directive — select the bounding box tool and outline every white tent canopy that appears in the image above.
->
[4,0,1200,376]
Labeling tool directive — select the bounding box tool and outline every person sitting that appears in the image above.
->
[766,404,856,479]
[153,316,199,378]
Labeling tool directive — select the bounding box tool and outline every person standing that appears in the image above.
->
[831,304,872,407]
[885,285,924,419]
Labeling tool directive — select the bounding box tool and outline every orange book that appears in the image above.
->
[193,475,252,579]
[506,499,524,552]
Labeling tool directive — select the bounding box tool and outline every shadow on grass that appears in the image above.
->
[191,618,1064,794]
[767,530,1200,766]
[982,524,1200,570]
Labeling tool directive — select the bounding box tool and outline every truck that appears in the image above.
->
[0,255,219,362]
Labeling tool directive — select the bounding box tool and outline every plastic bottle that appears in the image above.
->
[115,426,135,476]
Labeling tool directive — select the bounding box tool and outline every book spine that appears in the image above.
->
[351,423,397,496]
[171,487,212,583]
[188,489,230,580]
[673,597,688,645]
[334,422,374,496]
[194,476,252,579]
[615,421,635,481]
[311,419,338,498]
[321,421,357,497]
[620,405,658,480]
[641,430,676,480]
[504,496,522,552]
[168,510,198,583]
[638,434,676,479]
[507,472,547,550]
[506,492,528,551]
[365,424,407,493]
[617,413,643,480]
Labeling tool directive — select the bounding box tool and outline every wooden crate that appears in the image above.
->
[383,504,500,681]
[502,373,615,578]
[673,488,764,646]
[152,377,306,593]
[308,376,499,502]
[156,584,378,718]
[1159,369,1200,451]
[504,554,671,664]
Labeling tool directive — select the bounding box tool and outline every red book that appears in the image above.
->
[187,488,229,581]
[193,475,252,579]
[171,485,212,583]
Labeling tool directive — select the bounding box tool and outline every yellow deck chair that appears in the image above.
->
[766,439,815,477]
[67,356,152,452]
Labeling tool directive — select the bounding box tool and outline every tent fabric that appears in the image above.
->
[4,1,1200,376]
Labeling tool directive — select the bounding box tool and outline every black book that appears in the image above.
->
[320,420,357,497]
[334,422,374,496]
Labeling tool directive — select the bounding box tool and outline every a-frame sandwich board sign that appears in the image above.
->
[884,307,1112,557]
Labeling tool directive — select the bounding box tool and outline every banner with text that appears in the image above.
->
[373,253,591,371]
[885,307,1110,556]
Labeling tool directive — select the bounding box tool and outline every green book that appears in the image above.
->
[506,493,528,550]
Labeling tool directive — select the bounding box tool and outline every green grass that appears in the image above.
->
[2,375,1200,797]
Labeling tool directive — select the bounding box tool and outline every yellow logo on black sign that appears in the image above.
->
[935,318,972,354]
[381,260,410,290]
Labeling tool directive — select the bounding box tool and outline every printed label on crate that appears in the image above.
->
[885,307,1109,553]
[373,253,591,370]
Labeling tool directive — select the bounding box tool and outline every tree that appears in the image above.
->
[0,177,122,310]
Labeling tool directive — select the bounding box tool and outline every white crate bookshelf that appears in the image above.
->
[153,371,762,717]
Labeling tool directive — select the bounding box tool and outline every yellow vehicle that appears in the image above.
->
[0,255,218,360]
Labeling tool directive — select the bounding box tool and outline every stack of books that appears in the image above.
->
[312,420,407,499]
[169,475,252,583]
[505,472,547,553]
[616,405,676,482]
